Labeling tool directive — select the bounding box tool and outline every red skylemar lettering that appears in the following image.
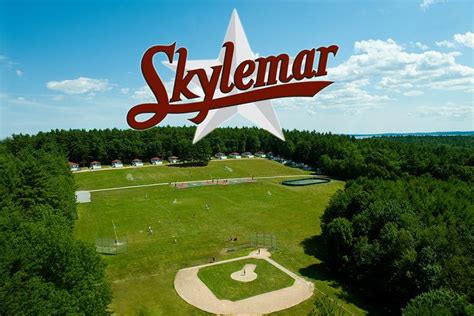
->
[127,42,339,129]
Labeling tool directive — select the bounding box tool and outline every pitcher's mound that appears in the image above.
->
[230,264,257,282]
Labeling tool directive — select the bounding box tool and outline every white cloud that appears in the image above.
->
[411,102,473,118]
[274,79,391,115]
[131,85,154,102]
[435,40,456,48]
[0,93,39,106]
[120,88,130,94]
[420,0,443,10]
[274,37,473,114]
[436,32,474,49]
[403,90,424,97]
[415,42,429,50]
[46,77,110,95]
[454,31,474,48]
[329,38,473,93]
[15,69,23,77]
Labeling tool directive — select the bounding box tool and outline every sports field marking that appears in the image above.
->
[174,248,314,314]
[87,174,315,193]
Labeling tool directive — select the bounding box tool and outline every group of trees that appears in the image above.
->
[4,127,473,183]
[321,175,474,314]
[1,126,473,315]
[0,146,111,314]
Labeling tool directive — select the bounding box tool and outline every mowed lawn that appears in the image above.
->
[74,159,309,190]
[74,160,367,315]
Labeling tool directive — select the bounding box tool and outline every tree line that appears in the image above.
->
[4,127,473,182]
[321,175,473,314]
[0,146,112,314]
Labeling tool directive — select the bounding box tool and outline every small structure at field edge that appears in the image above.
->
[229,152,241,159]
[132,158,143,167]
[69,161,80,171]
[215,152,227,160]
[151,157,163,165]
[112,159,123,168]
[75,191,91,203]
[169,156,178,164]
[90,160,101,170]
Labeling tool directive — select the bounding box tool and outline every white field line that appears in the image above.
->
[87,174,315,193]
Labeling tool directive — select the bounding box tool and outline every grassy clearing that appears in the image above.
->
[198,258,294,301]
[74,159,309,190]
[74,159,367,315]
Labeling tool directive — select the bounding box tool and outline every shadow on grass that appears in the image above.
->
[299,235,383,315]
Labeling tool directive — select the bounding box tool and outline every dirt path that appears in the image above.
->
[174,249,314,315]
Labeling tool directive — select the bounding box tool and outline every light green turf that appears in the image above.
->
[73,159,309,190]
[74,159,368,315]
[197,258,294,301]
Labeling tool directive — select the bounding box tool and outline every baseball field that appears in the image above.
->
[73,159,367,315]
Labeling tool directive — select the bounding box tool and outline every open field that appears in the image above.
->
[74,159,367,315]
[74,159,309,190]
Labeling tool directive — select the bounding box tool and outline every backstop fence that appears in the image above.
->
[95,237,128,255]
[249,232,277,250]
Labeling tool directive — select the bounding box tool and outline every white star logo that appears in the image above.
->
[163,9,285,143]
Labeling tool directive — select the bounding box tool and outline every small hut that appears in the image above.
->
[111,159,123,168]
[151,157,163,165]
[215,152,227,160]
[229,152,241,159]
[168,156,178,164]
[90,161,101,170]
[69,162,80,171]
[131,158,143,167]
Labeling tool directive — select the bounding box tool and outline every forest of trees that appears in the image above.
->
[1,126,472,315]
[0,146,112,314]
[321,176,473,314]
[4,127,473,182]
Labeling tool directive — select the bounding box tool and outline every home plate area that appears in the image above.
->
[173,178,256,189]
[174,249,314,315]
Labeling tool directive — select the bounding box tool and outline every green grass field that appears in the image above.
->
[73,159,368,315]
[198,258,294,301]
[74,159,309,190]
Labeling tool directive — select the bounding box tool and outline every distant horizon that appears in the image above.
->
[1,126,472,141]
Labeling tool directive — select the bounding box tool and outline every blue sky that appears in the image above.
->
[0,0,473,138]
